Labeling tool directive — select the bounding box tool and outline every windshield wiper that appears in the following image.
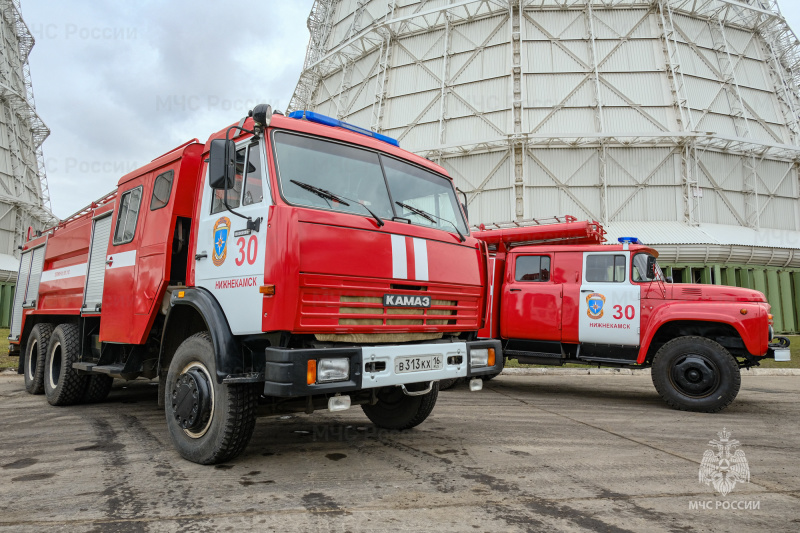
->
[290,179,384,227]
[395,201,465,242]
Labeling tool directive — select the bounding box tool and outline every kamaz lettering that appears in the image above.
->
[383,294,432,308]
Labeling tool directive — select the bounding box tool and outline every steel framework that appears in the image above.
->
[291,0,800,233]
[0,0,55,260]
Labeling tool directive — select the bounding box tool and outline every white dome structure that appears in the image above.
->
[291,0,800,332]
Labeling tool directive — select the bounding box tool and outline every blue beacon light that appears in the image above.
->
[288,110,400,147]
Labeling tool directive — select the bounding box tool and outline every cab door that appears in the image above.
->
[578,251,640,345]
[100,181,146,343]
[501,252,561,341]
[194,138,271,334]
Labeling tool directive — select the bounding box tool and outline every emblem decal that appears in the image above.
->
[699,428,750,496]
[586,293,605,319]
[212,217,231,266]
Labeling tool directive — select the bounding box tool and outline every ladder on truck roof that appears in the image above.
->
[472,216,607,250]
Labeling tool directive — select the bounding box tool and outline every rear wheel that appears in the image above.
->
[164,332,259,464]
[361,383,438,430]
[24,323,54,394]
[44,324,88,406]
[83,375,114,403]
[651,336,740,413]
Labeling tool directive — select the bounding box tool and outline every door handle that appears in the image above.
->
[105,257,113,266]
[510,288,522,292]
[195,251,208,260]
[580,289,594,292]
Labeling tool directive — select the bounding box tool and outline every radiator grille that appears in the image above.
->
[298,274,480,332]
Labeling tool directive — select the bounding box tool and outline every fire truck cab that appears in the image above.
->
[10,106,502,464]
[477,220,790,413]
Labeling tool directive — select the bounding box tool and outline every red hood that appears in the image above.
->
[668,284,767,303]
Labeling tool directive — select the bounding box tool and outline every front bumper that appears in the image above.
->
[766,336,791,362]
[261,339,503,397]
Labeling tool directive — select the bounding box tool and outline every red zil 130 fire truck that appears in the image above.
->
[475,217,791,413]
[9,106,502,464]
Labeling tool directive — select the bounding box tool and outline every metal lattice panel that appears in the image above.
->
[0,0,57,269]
[292,0,800,250]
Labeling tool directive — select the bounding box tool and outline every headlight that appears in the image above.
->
[470,348,496,367]
[317,358,350,383]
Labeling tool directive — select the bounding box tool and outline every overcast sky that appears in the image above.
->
[21,0,800,218]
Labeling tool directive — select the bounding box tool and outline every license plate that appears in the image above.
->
[395,355,443,374]
[383,294,431,308]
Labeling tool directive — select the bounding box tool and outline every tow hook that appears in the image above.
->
[400,382,434,396]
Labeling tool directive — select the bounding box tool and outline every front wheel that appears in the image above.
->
[651,336,740,413]
[361,383,438,430]
[164,332,259,464]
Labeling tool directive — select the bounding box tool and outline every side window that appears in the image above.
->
[150,170,174,211]
[586,254,626,282]
[113,186,143,245]
[515,255,551,282]
[242,143,263,206]
[211,146,245,214]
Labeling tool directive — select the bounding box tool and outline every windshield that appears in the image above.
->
[633,253,664,282]
[273,131,467,235]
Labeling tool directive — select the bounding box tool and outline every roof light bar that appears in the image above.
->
[288,110,400,147]
[618,237,641,245]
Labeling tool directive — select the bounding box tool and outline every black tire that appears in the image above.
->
[83,375,114,403]
[164,332,259,465]
[44,324,88,406]
[651,336,740,413]
[438,378,459,391]
[361,383,438,430]
[24,323,54,395]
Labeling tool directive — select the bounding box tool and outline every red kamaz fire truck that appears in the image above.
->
[475,217,790,413]
[9,106,502,464]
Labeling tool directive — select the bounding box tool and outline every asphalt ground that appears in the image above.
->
[0,373,797,532]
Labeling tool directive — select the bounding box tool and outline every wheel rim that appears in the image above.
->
[48,342,62,390]
[171,362,215,439]
[26,339,37,381]
[669,353,720,399]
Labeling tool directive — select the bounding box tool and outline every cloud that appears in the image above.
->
[24,0,314,217]
[21,0,800,218]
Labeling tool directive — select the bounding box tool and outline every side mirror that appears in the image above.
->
[208,139,235,190]
[646,256,657,279]
[456,188,469,220]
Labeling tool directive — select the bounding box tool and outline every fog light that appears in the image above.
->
[471,348,490,367]
[328,395,351,412]
[318,358,349,383]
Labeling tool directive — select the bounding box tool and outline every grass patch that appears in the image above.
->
[0,328,15,371]
[503,334,800,369]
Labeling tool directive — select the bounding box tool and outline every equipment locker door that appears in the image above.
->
[83,213,113,313]
[578,251,640,345]
[194,139,270,335]
[23,244,46,309]
[9,251,33,341]
[501,253,562,341]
